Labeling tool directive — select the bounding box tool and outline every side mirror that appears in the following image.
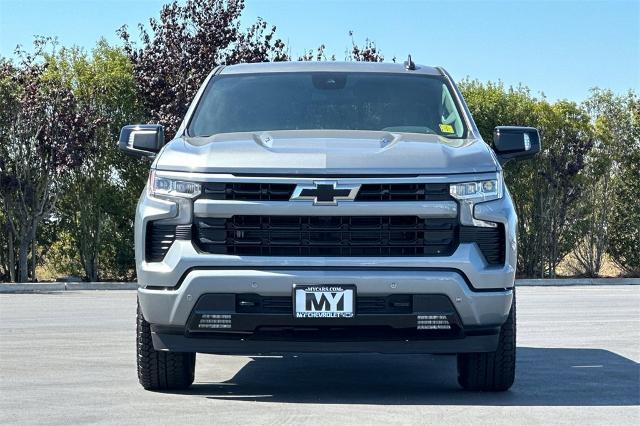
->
[118,124,165,158]
[492,126,541,165]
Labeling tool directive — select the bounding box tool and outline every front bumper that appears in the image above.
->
[138,268,512,354]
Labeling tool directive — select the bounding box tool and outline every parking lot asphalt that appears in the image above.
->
[1,286,638,425]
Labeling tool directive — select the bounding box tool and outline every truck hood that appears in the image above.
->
[155,130,499,175]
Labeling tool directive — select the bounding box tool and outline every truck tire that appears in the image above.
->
[457,289,516,391]
[137,301,195,391]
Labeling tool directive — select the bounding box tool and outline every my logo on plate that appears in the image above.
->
[306,292,345,311]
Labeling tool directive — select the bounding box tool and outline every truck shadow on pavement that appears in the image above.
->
[185,347,639,406]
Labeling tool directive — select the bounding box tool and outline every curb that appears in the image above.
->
[0,282,138,293]
[65,282,139,291]
[0,278,638,293]
[516,278,639,286]
[0,283,67,292]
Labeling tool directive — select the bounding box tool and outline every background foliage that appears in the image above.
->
[0,0,638,281]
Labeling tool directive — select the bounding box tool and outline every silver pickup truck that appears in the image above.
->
[119,60,540,392]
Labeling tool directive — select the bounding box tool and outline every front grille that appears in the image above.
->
[200,182,453,202]
[460,225,505,265]
[236,294,413,314]
[201,183,295,201]
[194,215,458,257]
[356,183,452,201]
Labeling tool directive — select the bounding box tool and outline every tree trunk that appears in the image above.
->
[76,200,103,283]
[17,240,29,283]
[91,259,98,282]
[31,237,37,282]
[85,257,98,282]
[8,230,16,282]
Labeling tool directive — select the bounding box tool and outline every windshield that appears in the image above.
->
[188,72,467,138]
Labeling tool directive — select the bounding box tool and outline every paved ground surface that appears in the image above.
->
[1,286,638,425]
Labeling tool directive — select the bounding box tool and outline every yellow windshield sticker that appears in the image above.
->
[439,123,455,134]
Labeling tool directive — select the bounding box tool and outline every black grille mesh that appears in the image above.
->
[356,183,451,201]
[194,215,458,257]
[149,218,505,265]
[202,183,295,201]
[201,182,453,202]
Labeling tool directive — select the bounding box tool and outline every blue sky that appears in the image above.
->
[0,0,638,101]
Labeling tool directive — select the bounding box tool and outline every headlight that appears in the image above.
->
[449,175,502,202]
[148,170,201,198]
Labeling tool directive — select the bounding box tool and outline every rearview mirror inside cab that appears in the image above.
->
[118,124,165,158]
[492,126,541,164]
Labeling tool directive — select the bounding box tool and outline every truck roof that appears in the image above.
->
[219,61,443,76]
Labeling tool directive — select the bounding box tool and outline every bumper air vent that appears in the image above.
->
[460,224,505,266]
[145,223,191,262]
[145,222,176,262]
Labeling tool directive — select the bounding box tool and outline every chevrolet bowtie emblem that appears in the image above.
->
[290,182,360,205]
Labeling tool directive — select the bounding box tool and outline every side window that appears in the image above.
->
[440,85,464,137]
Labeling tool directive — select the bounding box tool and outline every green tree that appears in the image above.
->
[0,58,19,282]
[606,92,640,276]
[536,101,594,276]
[43,40,144,281]
[0,40,97,282]
[571,89,638,276]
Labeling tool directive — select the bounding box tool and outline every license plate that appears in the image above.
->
[293,285,355,318]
